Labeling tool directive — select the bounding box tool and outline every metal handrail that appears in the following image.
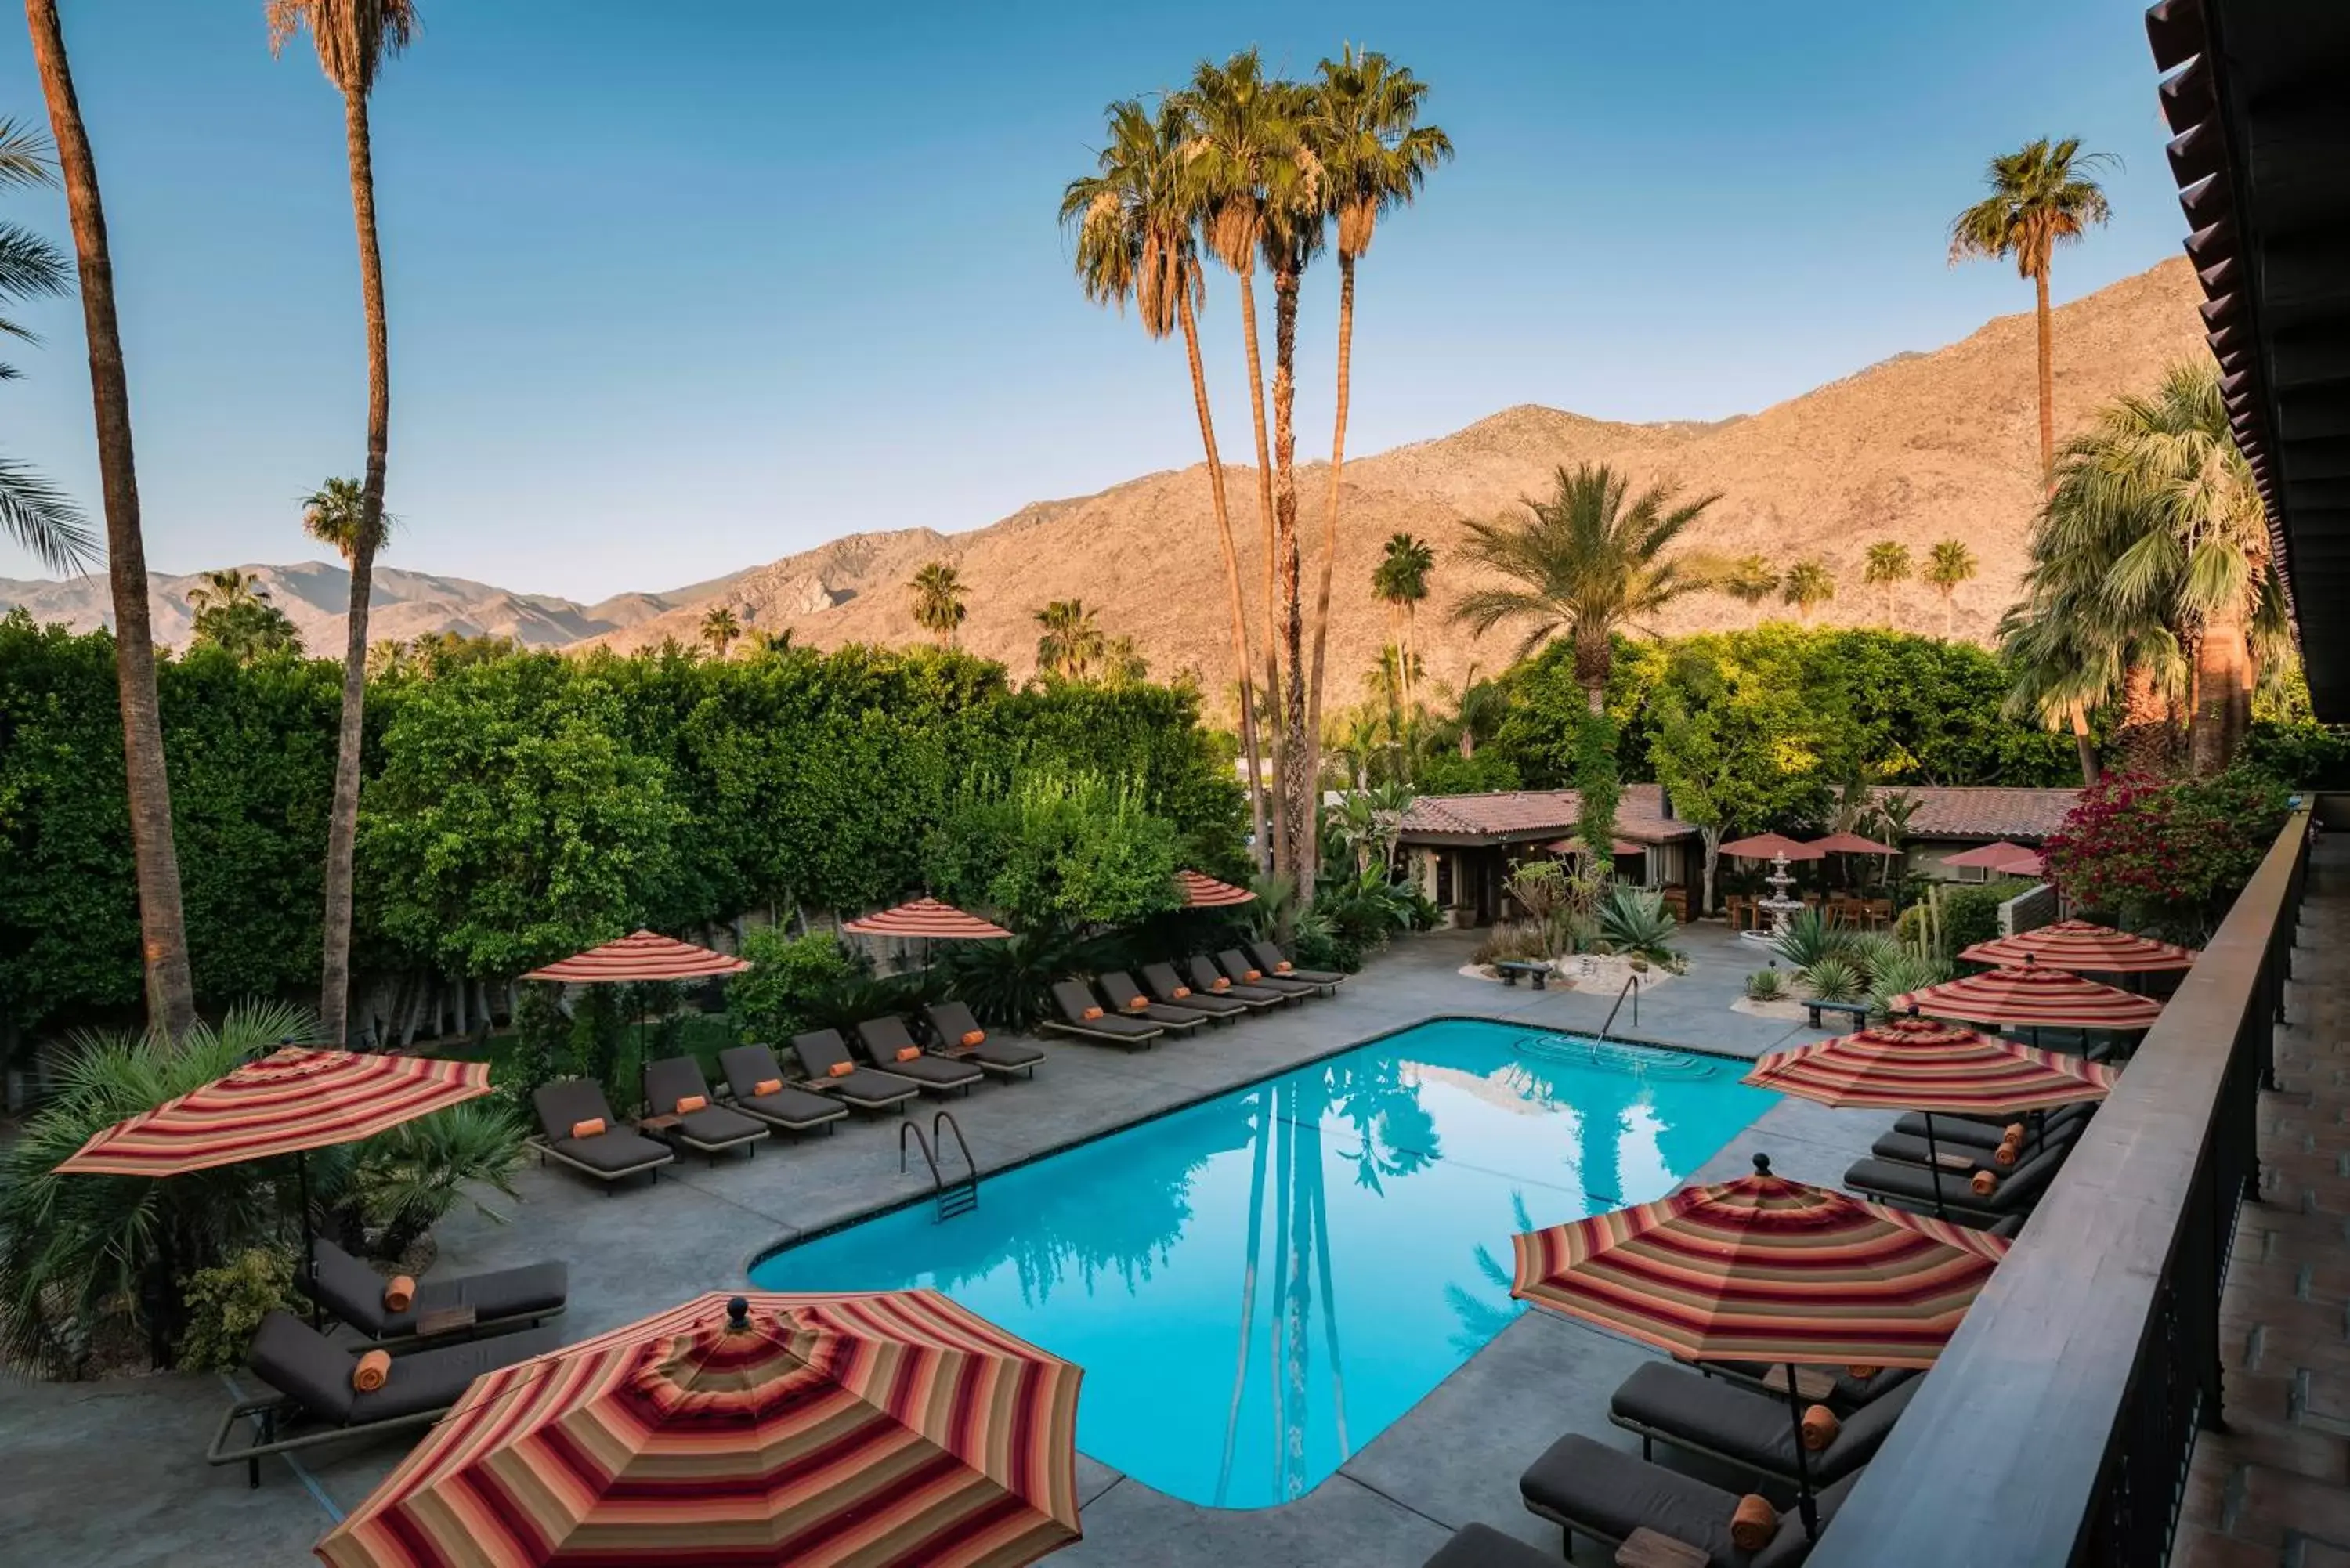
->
[931,1110,974,1184]
[898,1118,939,1183]
[1597,973,1640,1040]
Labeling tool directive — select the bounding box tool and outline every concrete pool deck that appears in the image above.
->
[0,922,1888,1567]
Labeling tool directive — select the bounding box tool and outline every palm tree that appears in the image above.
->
[906,559,966,648]
[1034,599,1104,682]
[699,605,742,658]
[1452,462,1723,713]
[268,0,416,1050]
[1948,138,2114,486]
[1101,634,1148,688]
[184,566,269,616]
[186,568,301,662]
[1062,94,1269,870]
[1923,539,1977,638]
[1723,555,1778,627]
[1782,558,1835,623]
[1302,49,1449,849]
[0,117,93,573]
[24,0,195,1035]
[1861,541,1911,626]
[1371,531,1435,723]
[1998,601,2117,786]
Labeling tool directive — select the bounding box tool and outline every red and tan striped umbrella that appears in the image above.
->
[1511,1155,2008,1368]
[1718,833,1825,862]
[1174,869,1256,909]
[1741,1017,2116,1117]
[56,1047,490,1177]
[522,930,751,984]
[1940,840,2037,872]
[1889,962,2164,1031]
[316,1290,1083,1568]
[1960,919,2198,974]
[842,898,1013,941]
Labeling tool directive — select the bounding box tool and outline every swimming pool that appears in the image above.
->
[749,1017,1778,1509]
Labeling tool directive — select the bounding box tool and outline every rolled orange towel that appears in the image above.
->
[895,1046,922,1062]
[1993,1134,2022,1169]
[1971,1169,1999,1197]
[960,1029,985,1046]
[2004,1122,2026,1143]
[569,1117,606,1140]
[1275,961,1293,973]
[352,1349,392,1393]
[1210,977,1231,992]
[1080,1006,1104,1021]
[1846,1364,1881,1380]
[381,1274,415,1313]
[827,1061,855,1078]
[674,1094,707,1115]
[1170,986,1191,999]
[1125,995,1150,1012]
[1800,1404,1839,1452]
[1730,1494,1778,1552]
[752,1078,783,1097]
[1243,968,1263,981]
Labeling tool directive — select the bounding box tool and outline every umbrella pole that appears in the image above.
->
[1922,1112,1949,1220]
[1783,1365,1820,1538]
[296,1148,321,1330]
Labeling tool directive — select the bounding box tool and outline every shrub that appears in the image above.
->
[1598,885,1681,969]
[1937,878,2037,956]
[1315,871,1418,968]
[1802,956,1864,1003]
[2041,768,2293,941]
[1473,923,1549,966]
[1867,952,1953,1019]
[504,981,569,1112]
[1842,932,1904,987]
[1770,908,1851,970]
[924,770,1183,933]
[176,1248,298,1372]
[335,1101,528,1263]
[935,927,1094,1031]
[1744,967,1787,1002]
[727,927,863,1044]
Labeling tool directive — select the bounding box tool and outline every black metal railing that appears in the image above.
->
[1810,807,2312,1568]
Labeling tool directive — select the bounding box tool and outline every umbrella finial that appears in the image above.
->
[727,1295,750,1330]
[1751,1152,1773,1176]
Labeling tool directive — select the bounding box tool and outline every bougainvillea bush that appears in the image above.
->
[2040,768,2292,941]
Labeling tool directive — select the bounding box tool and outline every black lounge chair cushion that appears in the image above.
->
[1610,1360,1918,1486]
[1520,1433,1860,1568]
[532,1081,674,1176]
[1249,941,1346,987]
[1140,964,1250,1014]
[671,1104,768,1147]
[309,1240,566,1339]
[1216,950,1319,995]
[1419,1523,1556,1568]
[1093,972,1208,1029]
[790,1031,920,1105]
[853,1018,985,1088]
[1694,1360,1915,1415]
[248,1311,563,1426]
[716,1046,845,1126]
[1050,982,1162,1039]
[642,1057,768,1147]
[921,1003,1048,1069]
[1892,1101,2088,1148]
[1846,1137,2069,1216]
[1184,956,1287,1006]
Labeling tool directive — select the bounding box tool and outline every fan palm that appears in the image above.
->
[0,117,94,574]
[184,566,269,616]
[1948,137,2114,484]
[25,2,196,1035]
[906,559,967,648]
[269,0,418,1050]
[1862,540,1911,626]
[1722,555,1778,627]
[1782,558,1835,623]
[1998,598,2128,784]
[1452,462,1722,713]
[1034,598,1104,681]
[1061,94,1268,865]
[699,605,742,658]
[1923,539,1977,638]
[1372,530,1436,723]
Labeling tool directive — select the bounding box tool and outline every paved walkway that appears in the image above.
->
[0,923,1885,1568]
[2175,836,2350,1568]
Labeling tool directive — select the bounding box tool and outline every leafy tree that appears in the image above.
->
[924,771,1182,934]
[1781,558,1835,623]
[1033,599,1104,682]
[1722,555,1778,627]
[699,605,742,659]
[1923,539,1977,638]
[1862,541,1911,626]
[1453,461,1722,714]
[0,117,92,573]
[2041,768,2288,940]
[1948,137,2113,483]
[186,569,302,662]
[906,560,967,648]
[1101,634,1149,689]
[725,927,861,1045]
[1647,664,1822,915]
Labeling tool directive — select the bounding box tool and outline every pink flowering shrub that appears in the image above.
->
[2040,768,2290,940]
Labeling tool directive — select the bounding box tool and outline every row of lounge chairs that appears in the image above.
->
[1042,945,1343,1049]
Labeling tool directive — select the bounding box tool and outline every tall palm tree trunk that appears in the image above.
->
[1235,271,1288,880]
[2188,605,2251,776]
[27,0,195,1038]
[2117,662,2173,777]
[2034,267,2055,487]
[320,90,392,1048]
[1303,252,1356,847]
[2067,706,2099,787]
[1271,265,1310,894]
[1177,285,1269,871]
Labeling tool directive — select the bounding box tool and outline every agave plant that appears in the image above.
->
[1770,908,1853,970]
[1842,932,1905,988]
[1599,885,1682,968]
[1801,956,1865,1003]
[1744,967,1788,1002]
[1867,952,1955,1021]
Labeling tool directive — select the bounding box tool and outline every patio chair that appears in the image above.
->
[1608,1360,1920,1488]
[530,1080,674,1193]
[1889,1100,2090,1150]
[1864,898,1895,929]
[920,1001,1047,1078]
[1214,948,1323,1000]
[1870,1113,2083,1178]
[715,1044,851,1134]
[642,1055,769,1160]
[851,1016,985,1096]
[208,1310,563,1488]
[1518,1431,1865,1567]
[1685,1360,1915,1417]
[1094,970,1217,1031]
[1725,895,1752,933]
[1246,940,1345,992]
[1141,960,1259,1017]
[1185,954,1292,1009]
[790,1030,923,1113]
[1844,1137,2069,1224]
[306,1237,566,1349]
[1043,981,1164,1049]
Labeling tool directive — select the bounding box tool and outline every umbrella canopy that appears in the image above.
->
[1719,833,1825,862]
[56,1047,490,1178]
[1939,841,2037,872]
[1961,919,2196,974]
[1741,1017,2116,1117]
[522,930,751,984]
[1510,1154,2008,1368]
[1889,963,2164,1031]
[1174,869,1256,909]
[317,1289,1084,1568]
[1806,832,1900,856]
[843,898,1014,941]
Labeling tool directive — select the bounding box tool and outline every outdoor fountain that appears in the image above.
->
[1742,851,1807,944]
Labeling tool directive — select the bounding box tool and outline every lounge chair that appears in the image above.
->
[1844,1138,2068,1224]
[1869,1115,2081,1178]
[208,1310,563,1487]
[530,1080,674,1192]
[1607,1360,1920,1488]
[1417,1524,1558,1568]
[1215,948,1323,1000]
[1185,954,1292,1009]
[1687,1360,1915,1416]
[922,1000,1047,1078]
[852,1017,985,1096]
[1246,939,1345,993]
[1095,970,1217,1031]
[1519,1432,1864,1567]
[790,1029,923,1113]
[1140,961,1256,1017]
[306,1237,566,1348]
[642,1055,769,1160]
[716,1044,851,1134]
[1043,981,1164,1049]
[1889,1100,2090,1149]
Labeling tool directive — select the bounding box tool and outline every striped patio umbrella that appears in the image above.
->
[1719,833,1825,862]
[1940,840,2036,873]
[521,930,752,983]
[1888,962,2164,1032]
[1960,919,2198,974]
[316,1290,1083,1568]
[841,898,1014,941]
[1512,1154,2007,1530]
[1174,869,1256,909]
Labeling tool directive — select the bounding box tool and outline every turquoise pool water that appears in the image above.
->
[748,1017,1777,1509]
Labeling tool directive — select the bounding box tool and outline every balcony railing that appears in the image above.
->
[1810,806,2312,1568]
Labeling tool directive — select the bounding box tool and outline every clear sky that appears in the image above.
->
[0,0,2191,600]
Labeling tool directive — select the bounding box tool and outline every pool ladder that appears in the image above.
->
[901,1111,978,1220]
[1598,973,1640,1041]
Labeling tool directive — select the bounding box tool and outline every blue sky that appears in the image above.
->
[1,1,2190,600]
